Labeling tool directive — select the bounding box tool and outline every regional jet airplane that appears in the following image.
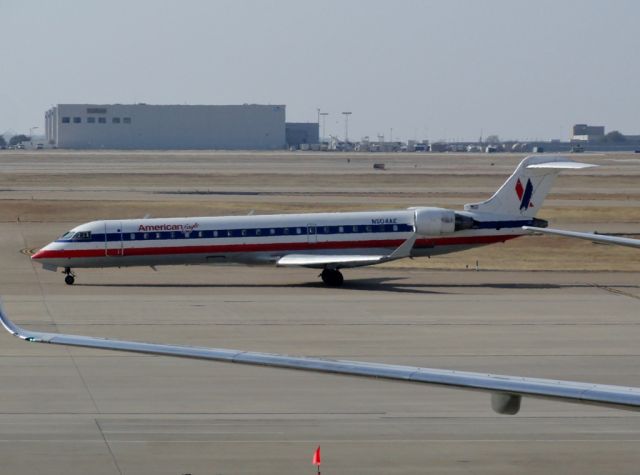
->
[31,156,595,285]
[1,303,638,415]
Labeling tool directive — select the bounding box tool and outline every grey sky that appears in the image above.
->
[2,0,639,141]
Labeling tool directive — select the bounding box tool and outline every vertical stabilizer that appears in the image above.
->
[464,156,595,217]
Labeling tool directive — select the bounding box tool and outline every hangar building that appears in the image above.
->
[44,104,287,150]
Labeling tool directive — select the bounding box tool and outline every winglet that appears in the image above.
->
[387,233,418,260]
[0,300,22,338]
[0,301,42,342]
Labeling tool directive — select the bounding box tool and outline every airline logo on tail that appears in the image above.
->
[515,178,534,210]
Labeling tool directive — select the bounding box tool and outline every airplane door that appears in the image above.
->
[105,221,123,257]
[307,224,317,244]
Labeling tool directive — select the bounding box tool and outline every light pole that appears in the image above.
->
[320,112,328,142]
[341,112,352,142]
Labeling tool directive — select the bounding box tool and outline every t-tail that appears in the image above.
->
[463,155,596,218]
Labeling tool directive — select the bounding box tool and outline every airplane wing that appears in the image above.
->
[1,302,639,415]
[277,233,417,269]
[277,254,386,268]
[523,226,640,249]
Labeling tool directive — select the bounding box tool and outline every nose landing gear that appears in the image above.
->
[320,268,344,287]
[63,267,75,285]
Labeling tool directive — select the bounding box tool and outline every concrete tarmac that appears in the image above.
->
[0,151,639,474]
[2,224,640,474]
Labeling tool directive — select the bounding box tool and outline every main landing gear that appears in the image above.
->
[321,268,344,287]
[63,267,75,285]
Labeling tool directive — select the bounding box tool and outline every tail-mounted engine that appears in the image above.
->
[412,207,475,236]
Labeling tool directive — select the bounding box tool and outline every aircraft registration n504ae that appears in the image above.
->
[32,156,594,285]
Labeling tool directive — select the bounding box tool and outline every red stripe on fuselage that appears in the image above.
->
[32,235,519,260]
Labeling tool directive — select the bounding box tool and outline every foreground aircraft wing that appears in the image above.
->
[523,226,640,249]
[2,303,639,415]
[277,233,418,269]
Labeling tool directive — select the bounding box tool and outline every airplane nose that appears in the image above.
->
[31,249,45,260]
[31,247,55,260]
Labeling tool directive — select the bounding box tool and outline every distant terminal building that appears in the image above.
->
[44,104,292,150]
[572,124,605,141]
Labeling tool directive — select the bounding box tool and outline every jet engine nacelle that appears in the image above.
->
[413,207,456,236]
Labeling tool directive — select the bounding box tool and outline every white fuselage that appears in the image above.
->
[31,208,533,270]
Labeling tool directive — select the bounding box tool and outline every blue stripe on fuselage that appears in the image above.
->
[55,220,535,243]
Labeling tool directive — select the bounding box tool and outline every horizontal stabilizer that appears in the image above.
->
[526,161,596,169]
[1,302,639,415]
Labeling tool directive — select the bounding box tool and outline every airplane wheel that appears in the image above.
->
[64,274,75,285]
[321,269,344,287]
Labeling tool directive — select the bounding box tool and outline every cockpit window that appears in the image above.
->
[58,231,75,240]
[72,231,92,241]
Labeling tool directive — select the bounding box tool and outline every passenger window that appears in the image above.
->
[184,232,190,238]
[130,233,135,240]
[143,233,149,239]
[283,228,289,235]
[256,229,262,236]
[198,231,204,238]
[155,233,161,239]
[241,229,247,237]
[296,227,302,234]
[352,225,359,232]
[339,226,344,233]
[393,224,398,231]
[365,225,372,233]
[227,230,233,237]
[270,229,275,235]
[213,231,218,237]
[323,226,330,234]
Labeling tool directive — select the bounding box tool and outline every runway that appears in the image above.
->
[0,151,639,474]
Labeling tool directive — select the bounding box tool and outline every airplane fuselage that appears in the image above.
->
[33,155,592,285]
[32,208,535,269]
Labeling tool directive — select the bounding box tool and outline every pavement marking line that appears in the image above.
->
[95,419,124,475]
[590,283,640,301]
